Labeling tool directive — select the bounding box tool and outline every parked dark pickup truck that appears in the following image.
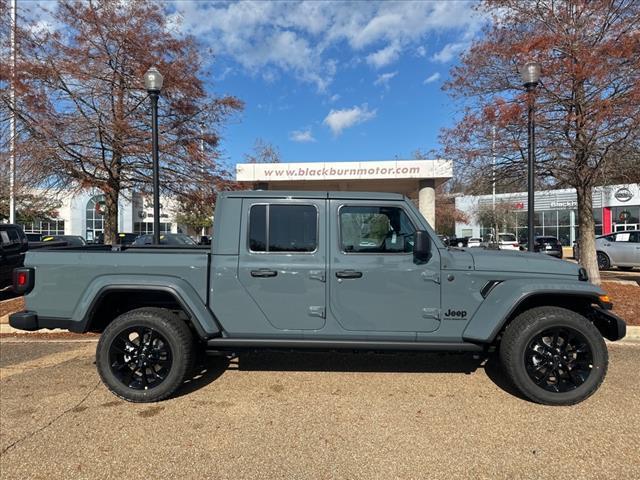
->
[10,191,626,405]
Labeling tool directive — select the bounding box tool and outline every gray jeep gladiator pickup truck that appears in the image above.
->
[10,191,626,405]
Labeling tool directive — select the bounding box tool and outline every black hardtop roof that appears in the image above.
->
[220,190,405,200]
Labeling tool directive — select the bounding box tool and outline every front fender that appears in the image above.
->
[462,278,605,343]
[72,274,220,337]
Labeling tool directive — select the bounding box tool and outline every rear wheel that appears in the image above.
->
[499,306,607,405]
[96,307,195,402]
[597,251,611,270]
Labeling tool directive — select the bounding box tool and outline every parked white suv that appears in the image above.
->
[497,233,520,250]
[467,237,483,248]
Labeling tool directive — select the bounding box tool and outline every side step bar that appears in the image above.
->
[206,338,484,352]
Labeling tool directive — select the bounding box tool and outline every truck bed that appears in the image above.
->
[23,248,210,320]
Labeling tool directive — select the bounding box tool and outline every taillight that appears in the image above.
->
[513,243,519,247]
[13,267,34,294]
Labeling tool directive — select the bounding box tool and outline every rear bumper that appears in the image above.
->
[590,307,626,341]
[8,311,82,332]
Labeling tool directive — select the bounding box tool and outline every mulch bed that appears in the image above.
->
[602,283,639,326]
[0,332,99,339]
[0,297,24,319]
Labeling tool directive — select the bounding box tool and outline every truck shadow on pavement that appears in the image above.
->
[175,351,527,401]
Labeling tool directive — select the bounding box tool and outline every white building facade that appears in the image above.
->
[455,183,640,245]
[19,189,180,241]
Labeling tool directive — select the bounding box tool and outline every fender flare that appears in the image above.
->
[462,278,605,343]
[71,274,221,338]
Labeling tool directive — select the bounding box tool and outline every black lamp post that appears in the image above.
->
[144,67,164,245]
[520,61,541,252]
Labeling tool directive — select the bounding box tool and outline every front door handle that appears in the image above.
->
[251,269,278,278]
[336,270,363,279]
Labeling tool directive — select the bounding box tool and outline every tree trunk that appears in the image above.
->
[576,185,600,284]
[103,188,119,245]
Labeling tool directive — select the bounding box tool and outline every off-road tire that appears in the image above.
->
[96,307,195,403]
[499,306,608,405]
[597,251,611,270]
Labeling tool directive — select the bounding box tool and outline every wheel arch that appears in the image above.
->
[497,293,603,339]
[462,279,608,344]
[73,278,221,339]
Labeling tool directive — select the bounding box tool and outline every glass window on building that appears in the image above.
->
[21,219,65,236]
[86,195,105,242]
[133,222,171,235]
[612,206,639,231]
[593,207,603,236]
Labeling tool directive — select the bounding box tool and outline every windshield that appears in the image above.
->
[498,234,517,242]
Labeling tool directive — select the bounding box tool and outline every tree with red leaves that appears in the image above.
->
[441,0,640,283]
[0,0,242,244]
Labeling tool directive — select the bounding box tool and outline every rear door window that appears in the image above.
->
[249,204,318,253]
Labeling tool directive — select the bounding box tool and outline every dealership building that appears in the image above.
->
[454,183,640,245]
[18,189,180,241]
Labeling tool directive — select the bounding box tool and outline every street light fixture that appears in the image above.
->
[144,67,164,245]
[520,61,541,252]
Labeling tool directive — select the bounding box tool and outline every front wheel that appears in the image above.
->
[96,307,195,402]
[499,306,608,405]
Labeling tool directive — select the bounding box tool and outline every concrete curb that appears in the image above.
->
[623,325,640,342]
[2,320,639,342]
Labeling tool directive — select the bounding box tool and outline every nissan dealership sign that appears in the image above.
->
[614,187,633,202]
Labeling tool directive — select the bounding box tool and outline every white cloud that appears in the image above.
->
[373,71,398,88]
[289,128,316,143]
[323,104,377,136]
[423,72,441,84]
[432,42,468,63]
[170,1,486,90]
[366,42,401,69]
[329,94,341,103]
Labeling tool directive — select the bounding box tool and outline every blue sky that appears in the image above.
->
[168,1,487,166]
[30,1,487,166]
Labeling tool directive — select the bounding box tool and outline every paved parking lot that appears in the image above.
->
[1,339,639,479]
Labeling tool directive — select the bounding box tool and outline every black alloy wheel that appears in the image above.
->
[499,306,608,405]
[524,327,593,393]
[96,307,195,402]
[109,326,172,390]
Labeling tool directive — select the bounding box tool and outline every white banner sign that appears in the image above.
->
[236,160,452,182]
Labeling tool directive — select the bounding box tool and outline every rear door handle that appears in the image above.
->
[336,270,363,279]
[251,269,278,278]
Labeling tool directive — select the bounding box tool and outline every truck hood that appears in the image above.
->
[468,249,580,276]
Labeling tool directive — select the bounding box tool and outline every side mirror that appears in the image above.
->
[413,230,431,262]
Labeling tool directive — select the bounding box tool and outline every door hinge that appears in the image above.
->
[421,270,440,284]
[308,306,325,318]
[422,308,440,320]
[309,270,326,282]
